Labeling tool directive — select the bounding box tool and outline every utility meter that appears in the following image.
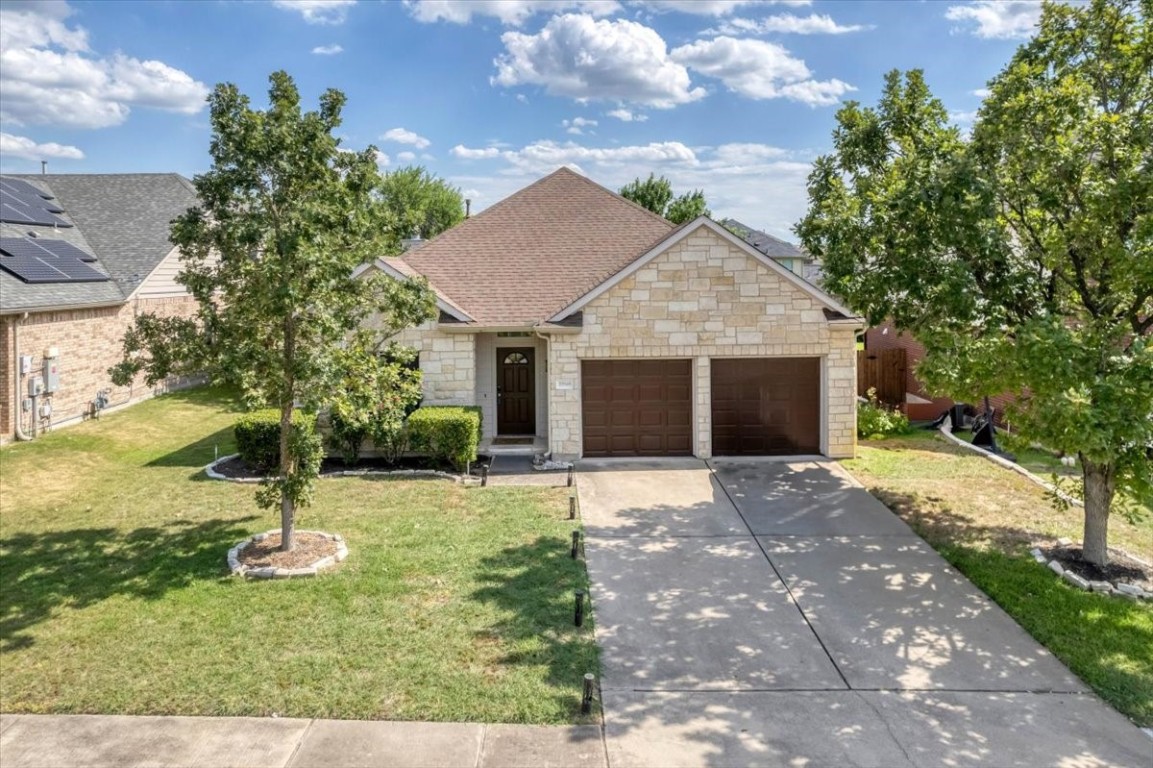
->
[43,356,61,394]
[28,376,44,397]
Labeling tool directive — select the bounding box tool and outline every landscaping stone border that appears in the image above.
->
[227,529,349,579]
[204,454,481,486]
[1029,540,1152,602]
[937,424,1082,507]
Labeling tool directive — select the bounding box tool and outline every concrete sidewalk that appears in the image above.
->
[0,714,606,768]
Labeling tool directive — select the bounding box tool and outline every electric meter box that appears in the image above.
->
[28,376,44,397]
[19,355,32,375]
[43,357,61,394]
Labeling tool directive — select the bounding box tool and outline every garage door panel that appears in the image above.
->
[712,358,820,456]
[583,359,693,457]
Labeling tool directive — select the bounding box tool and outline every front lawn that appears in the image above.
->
[0,388,597,723]
[845,432,1153,726]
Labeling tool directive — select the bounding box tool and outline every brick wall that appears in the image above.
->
[546,228,859,459]
[0,295,199,443]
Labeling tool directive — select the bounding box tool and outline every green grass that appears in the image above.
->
[845,432,1153,726]
[0,387,598,723]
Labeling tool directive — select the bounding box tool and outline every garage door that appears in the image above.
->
[582,359,692,457]
[711,358,821,455]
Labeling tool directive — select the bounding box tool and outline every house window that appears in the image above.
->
[503,352,529,365]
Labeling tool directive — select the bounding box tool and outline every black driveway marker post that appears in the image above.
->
[569,495,576,519]
[480,463,488,487]
[581,673,596,714]
[567,466,574,487]
[571,530,581,559]
[574,590,585,627]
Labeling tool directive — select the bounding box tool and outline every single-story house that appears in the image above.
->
[360,168,862,460]
[0,174,201,443]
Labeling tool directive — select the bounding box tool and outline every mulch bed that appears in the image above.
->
[212,454,492,480]
[1044,544,1153,591]
[236,531,338,570]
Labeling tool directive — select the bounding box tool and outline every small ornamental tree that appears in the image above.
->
[797,0,1152,566]
[619,173,711,224]
[111,71,436,551]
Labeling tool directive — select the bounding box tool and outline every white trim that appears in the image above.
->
[548,217,862,323]
[355,258,474,323]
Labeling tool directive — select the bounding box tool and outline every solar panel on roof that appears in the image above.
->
[0,237,98,263]
[0,181,71,228]
[0,236,110,284]
[0,178,55,200]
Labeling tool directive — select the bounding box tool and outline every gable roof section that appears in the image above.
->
[13,174,199,297]
[549,216,862,324]
[396,167,674,325]
[353,257,473,323]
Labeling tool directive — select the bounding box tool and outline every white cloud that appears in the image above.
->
[704,13,867,35]
[949,109,978,125]
[637,1,811,15]
[606,108,648,122]
[311,44,344,55]
[563,116,598,135]
[271,0,356,25]
[945,1,1042,40]
[452,145,502,159]
[0,131,84,160]
[0,1,88,52]
[375,149,391,167]
[381,127,431,149]
[493,14,706,109]
[671,36,854,106]
[971,87,991,98]
[396,150,417,163]
[0,2,208,129]
[405,0,620,26]
[449,139,811,239]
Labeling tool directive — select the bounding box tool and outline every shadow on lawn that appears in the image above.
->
[0,516,257,651]
[869,486,1038,551]
[470,535,600,720]
[146,426,236,469]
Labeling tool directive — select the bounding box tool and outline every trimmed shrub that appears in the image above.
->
[235,408,320,473]
[857,389,911,439]
[407,406,482,472]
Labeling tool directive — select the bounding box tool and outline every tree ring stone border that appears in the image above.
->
[227,529,349,579]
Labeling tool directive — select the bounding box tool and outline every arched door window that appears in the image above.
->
[503,352,529,365]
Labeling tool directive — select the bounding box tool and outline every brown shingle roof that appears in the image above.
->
[398,167,674,325]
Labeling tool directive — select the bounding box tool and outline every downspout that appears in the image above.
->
[12,312,31,441]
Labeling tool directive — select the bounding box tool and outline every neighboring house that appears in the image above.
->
[0,174,200,443]
[358,168,863,460]
[865,319,1017,422]
[719,218,825,285]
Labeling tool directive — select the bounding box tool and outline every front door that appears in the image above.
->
[497,348,535,434]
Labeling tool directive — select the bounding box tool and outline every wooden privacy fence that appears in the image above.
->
[857,348,907,406]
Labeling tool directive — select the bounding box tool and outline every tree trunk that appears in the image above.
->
[279,401,295,553]
[1079,455,1115,568]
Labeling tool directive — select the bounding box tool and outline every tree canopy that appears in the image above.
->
[619,173,711,224]
[378,165,464,245]
[112,71,437,550]
[797,0,1152,566]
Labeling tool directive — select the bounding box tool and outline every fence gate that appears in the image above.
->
[857,348,906,406]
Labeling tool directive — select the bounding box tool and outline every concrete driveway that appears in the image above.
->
[576,458,1150,768]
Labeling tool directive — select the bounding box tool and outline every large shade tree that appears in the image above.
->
[112,71,437,551]
[797,0,1152,566]
[619,173,711,224]
[379,165,464,244]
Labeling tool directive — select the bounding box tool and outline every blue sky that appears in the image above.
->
[0,0,1043,238]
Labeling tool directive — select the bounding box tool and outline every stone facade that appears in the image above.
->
[544,227,858,459]
[389,321,476,406]
[0,295,200,443]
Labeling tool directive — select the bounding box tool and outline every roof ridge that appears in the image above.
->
[558,167,677,230]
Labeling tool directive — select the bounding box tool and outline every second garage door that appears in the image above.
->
[711,358,821,456]
[582,359,692,457]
